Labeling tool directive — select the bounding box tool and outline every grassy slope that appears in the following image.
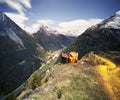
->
[17,61,109,100]
[17,53,120,100]
[81,52,120,100]
[8,49,120,100]
[94,56,120,100]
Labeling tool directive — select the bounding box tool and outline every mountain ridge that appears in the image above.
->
[33,25,76,51]
[0,11,45,97]
[87,11,120,31]
[63,11,120,61]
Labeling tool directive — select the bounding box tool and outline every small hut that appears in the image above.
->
[61,52,78,63]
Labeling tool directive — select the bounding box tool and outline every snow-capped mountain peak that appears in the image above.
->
[88,10,120,30]
[39,25,53,33]
[100,11,120,29]
[38,25,59,36]
[115,11,120,16]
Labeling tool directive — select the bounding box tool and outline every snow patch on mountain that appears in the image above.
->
[39,25,52,36]
[100,10,120,29]
[87,11,120,30]
[116,11,120,15]
[41,25,53,33]
[0,11,25,49]
[103,21,120,29]
[0,11,6,21]
[7,28,25,48]
[38,25,59,36]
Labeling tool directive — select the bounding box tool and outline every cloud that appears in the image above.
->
[26,18,103,36]
[6,12,28,29]
[37,19,55,26]
[56,19,103,36]
[0,0,32,30]
[0,0,31,15]
[19,0,31,9]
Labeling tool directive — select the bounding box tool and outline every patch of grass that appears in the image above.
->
[27,58,57,90]
[31,94,41,100]
[67,68,109,100]
[27,72,42,90]
[38,58,56,75]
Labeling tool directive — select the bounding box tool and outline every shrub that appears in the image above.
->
[27,72,42,90]
[57,89,62,99]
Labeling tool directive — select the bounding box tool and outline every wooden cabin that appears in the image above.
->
[61,52,78,63]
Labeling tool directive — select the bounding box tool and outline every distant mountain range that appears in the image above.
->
[0,11,45,96]
[63,11,120,60]
[32,25,76,51]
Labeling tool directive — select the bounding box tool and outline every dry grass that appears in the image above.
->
[93,55,120,100]
[18,61,109,100]
[17,53,120,100]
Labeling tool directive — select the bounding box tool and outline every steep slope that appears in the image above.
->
[17,57,109,100]
[17,53,120,100]
[33,25,76,51]
[63,11,120,59]
[0,11,45,97]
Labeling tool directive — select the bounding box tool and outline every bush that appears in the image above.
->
[57,89,62,99]
[27,72,42,90]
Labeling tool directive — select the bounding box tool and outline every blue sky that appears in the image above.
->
[29,0,120,21]
[0,0,120,35]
